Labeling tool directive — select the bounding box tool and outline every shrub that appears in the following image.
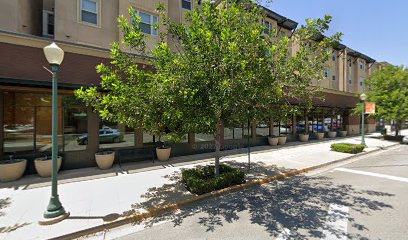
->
[331,143,365,154]
[181,164,245,195]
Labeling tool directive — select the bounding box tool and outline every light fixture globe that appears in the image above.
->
[360,93,367,101]
[43,42,64,65]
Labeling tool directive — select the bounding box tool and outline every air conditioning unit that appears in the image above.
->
[42,10,54,37]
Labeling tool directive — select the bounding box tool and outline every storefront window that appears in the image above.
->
[64,108,87,151]
[195,133,213,142]
[224,126,245,140]
[3,92,89,155]
[3,105,35,154]
[99,121,135,149]
[256,122,269,137]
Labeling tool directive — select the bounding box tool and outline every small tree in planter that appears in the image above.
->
[0,155,27,182]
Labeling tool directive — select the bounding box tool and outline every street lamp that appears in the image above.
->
[40,42,69,224]
[360,93,367,146]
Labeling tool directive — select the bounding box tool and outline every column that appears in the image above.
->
[135,128,143,148]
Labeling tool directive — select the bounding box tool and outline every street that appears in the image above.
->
[116,145,408,240]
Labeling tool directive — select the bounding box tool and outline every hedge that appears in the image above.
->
[181,164,245,195]
[331,143,365,154]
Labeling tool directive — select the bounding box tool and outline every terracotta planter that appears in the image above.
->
[328,131,337,138]
[156,147,171,161]
[268,136,279,146]
[34,156,62,177]
[95,151,115,170]
[340,131,348,137]
[0,159,27,182]
[278,136,287,145]
[299,134,309,142]
[316,132,325,140]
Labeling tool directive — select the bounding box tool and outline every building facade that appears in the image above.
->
[0,0,380,172]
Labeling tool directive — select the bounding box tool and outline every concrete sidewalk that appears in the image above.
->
[0,134,400,240]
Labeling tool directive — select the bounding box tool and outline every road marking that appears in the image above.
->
[335,168,408,183]
[323,204,349,240]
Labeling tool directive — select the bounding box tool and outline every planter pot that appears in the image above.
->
[95,151,115,170]
[328,131,337,138]
[156,147,171,161]
[278,136,287,145]
[299,134,309,142]
[268,137,279,146]
[340,131,348,137]
[34,156,62,178]
[0,159,27,182]
[316,132,325,140]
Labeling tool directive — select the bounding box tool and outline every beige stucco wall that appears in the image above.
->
[0,0,42,35]
[54,0,119,48]
[0,0,19,32]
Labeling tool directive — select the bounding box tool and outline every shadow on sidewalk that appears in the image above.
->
[0,197,31,234]
[127,172,395,239]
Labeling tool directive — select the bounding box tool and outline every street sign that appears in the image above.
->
[365,102,376,114]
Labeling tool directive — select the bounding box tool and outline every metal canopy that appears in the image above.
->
[347,48,376,63]
[262,6,298,30]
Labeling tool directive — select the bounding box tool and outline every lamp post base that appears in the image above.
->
[42,195,67,219]
[39,212,70,225]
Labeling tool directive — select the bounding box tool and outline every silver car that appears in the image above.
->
[402,136,408,144]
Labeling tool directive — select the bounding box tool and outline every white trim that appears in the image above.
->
[335,168,408,183]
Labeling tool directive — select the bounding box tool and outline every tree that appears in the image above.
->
[365,65,408,136]
[75,0,340,177]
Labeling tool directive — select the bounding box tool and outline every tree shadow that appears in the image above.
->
[0,197,31,234]
[123,161,288,217]
[126,164,395,239]
[0,197,11,217]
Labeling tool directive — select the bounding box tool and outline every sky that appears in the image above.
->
[260,0,408,66]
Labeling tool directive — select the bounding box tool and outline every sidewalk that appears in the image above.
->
[0,134,400,240]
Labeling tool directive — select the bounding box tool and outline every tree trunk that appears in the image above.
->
[269,117,274,136]
[214,118,222,177]
[395,120,401,137]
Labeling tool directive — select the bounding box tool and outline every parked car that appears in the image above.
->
[77,129,124,145]
[402,136,408,144]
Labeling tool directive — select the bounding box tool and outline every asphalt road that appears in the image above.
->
[116,145,408,240]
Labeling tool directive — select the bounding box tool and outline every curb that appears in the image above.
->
[52,143,400,240]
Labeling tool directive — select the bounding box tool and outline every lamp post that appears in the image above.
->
[360,93,367,146]
[40,42,69,223]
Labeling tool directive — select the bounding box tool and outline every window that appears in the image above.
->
[359,77,364,86]
[81,0,98,25]
[349,78,352,84]
[136,10,158,36]
[359,61,365,70]
[263,20,272,34]
[182,0,192,10]
[332,75,336,81]
[324,68,329,78]
[64,107,88,151]
[349,61,352,67]
[332,52,336,61]
[42,11,54,36]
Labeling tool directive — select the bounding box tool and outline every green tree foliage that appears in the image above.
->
[365,65,408,136]
[75,0,340,175]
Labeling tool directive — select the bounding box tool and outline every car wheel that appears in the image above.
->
[84,139,88,145]
[113,137,120,143]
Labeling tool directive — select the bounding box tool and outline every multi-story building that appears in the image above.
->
[0,0,381,171]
